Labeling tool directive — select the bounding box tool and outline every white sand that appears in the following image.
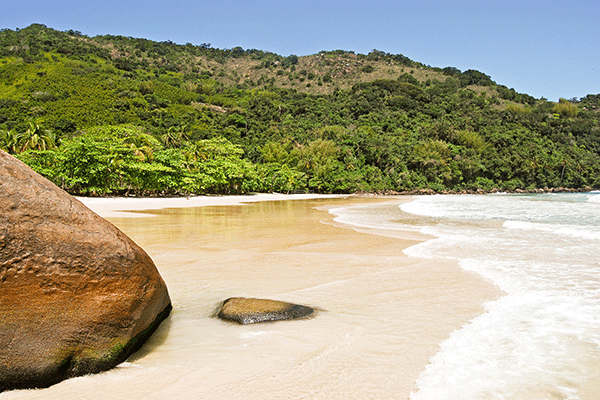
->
[22,194,499,400]
[77,193,346,218]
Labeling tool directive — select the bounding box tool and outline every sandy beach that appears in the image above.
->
[4,194,501,400]
[76,193,346,219]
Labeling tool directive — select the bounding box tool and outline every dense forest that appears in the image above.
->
[1,24,599,195]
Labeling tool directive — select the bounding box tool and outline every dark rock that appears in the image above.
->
[0,150,172,392]
[218,297,314,324]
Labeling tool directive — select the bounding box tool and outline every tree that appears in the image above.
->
[0,130,18,153]
[122,131,161,162]
[161,125,189,149]
[183,137,258,194]
[290,139,344,192]
[17,122,55,152]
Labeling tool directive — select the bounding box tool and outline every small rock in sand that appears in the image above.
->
[218,297,314,324]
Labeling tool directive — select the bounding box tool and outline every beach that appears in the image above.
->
[2,194,501,400]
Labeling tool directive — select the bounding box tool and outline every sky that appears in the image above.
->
[2,0,598,101]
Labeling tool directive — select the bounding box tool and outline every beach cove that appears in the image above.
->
[1,194,500,400]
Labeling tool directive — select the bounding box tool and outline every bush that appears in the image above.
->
[553,98,579,118]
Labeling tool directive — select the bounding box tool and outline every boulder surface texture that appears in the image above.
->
[0,150,172,392]
[218,297,314,324]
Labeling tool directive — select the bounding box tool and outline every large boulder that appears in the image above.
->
[0,150,172,392]
[218,297,314,324]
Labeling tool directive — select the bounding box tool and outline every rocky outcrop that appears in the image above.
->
[218,297,314,324]
[0,150,172,392]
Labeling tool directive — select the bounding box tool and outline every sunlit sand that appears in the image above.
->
[3,194,500,400]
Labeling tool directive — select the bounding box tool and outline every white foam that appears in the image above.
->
[391,194,600,399]
[588,193,600,203]
[328,203,423,233]
[328,194,600,398]
[411,290,598,400]
[504,220,600,240]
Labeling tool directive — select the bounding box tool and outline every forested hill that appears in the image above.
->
[1,24,599,195]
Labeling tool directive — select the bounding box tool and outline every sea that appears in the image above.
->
[331,192,600,400]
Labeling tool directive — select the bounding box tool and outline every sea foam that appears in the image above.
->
[333,193,600,399]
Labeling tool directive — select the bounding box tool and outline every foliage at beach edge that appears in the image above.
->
[1,24,600,195]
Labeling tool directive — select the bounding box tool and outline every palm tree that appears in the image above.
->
[17,122,55,152]
[161,125,189,149]
[0,129,19,154]
[123,132,160,162]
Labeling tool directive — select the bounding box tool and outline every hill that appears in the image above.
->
[1,23,599,195]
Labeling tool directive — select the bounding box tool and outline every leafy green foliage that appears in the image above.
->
[16,125,261,195]
[2,25,600,195]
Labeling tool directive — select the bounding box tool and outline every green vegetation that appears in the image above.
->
[1,24,599,195]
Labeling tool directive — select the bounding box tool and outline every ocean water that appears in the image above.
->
[332,192,600,400]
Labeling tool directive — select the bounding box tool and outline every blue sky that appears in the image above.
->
[2,0,598,101]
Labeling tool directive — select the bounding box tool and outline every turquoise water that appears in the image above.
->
[332,193,600,400]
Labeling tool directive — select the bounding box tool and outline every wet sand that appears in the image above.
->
[3,194,501,400]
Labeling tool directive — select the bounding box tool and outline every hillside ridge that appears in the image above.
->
[1,23,535,100]
[1,23,599,195]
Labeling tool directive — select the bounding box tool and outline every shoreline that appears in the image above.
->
[73,194,501,399]
[77,186,598,219]
[77,193,347,218]
[357,186,596,196]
